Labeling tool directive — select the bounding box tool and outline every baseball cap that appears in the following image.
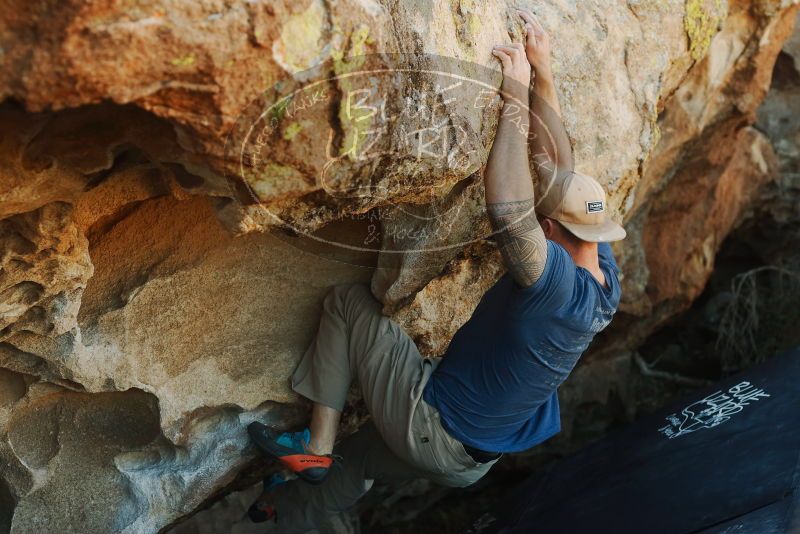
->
[535,171,626,242]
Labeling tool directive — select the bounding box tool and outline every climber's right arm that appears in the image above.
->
[518,9,574,181]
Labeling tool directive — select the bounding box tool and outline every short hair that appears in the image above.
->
[538,215,586,246]
[554,219,586,246]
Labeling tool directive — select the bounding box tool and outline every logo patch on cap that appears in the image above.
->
[586,201,604,214]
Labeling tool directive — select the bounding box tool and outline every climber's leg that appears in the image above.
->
[250,283,396,480]
[250,282,424,484]
[290,283,417,445]
[307,403,340,455]
[291,283,497,487]
[264,421,429,533]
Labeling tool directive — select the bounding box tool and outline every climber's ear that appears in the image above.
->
[539,217,560,241]
[539,215,555,239]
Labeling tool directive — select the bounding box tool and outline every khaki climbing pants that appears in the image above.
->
[273,283,498,533]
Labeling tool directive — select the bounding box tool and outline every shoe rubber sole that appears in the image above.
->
[247,422,332,485]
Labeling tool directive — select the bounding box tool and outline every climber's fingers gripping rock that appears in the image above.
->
[517,9,552,78]
[492,42,531,102]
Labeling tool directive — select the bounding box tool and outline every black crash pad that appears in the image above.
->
[470,347,800,534]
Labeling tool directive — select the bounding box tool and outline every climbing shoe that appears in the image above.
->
[247,422,335,485]
[247,500,277,523]
[246,473,286,523]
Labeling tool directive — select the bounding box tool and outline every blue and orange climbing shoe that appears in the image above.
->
[247,501,276,524]
[247,422,336,485]
[246,473,286,523]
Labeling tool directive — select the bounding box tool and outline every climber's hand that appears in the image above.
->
[492,43,531,101]
[517,9,552,80]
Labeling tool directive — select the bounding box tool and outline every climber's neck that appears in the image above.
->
[555,238,606,288]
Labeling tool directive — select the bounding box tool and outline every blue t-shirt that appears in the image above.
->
[422,241,621,453]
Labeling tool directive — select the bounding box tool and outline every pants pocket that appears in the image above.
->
[432,412,483,469]
[409,401,449,474]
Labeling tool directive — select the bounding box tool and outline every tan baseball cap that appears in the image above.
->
[536,171,626,242]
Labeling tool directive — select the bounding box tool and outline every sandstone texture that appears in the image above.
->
[0,1,798,532]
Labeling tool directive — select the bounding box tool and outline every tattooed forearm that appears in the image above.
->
[487,198,548,288]
[484,79,544,287]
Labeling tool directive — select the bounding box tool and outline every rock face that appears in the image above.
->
[756,11,800,242]
[0,1,798,532]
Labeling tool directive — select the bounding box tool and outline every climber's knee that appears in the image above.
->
[324,282,375,315]
[329,282,370,300]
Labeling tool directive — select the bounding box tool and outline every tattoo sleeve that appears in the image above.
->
[487,198,548,288]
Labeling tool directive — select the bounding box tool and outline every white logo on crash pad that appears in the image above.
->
[658,381,770,439]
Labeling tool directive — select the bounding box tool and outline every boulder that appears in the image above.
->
[0,0,797,531]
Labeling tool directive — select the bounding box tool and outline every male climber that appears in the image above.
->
[246,9,626,529]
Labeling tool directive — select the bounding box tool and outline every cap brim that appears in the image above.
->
[559,216,626,243]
